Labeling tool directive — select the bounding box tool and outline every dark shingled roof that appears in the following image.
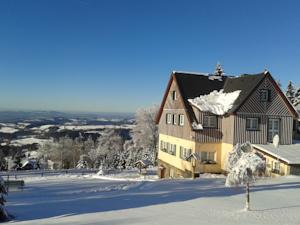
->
[174,72,226,122]
[172,71,265,124]
[156,70,298,126]
[223,73,265,113]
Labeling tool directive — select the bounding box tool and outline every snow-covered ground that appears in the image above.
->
[9,137,51,146]
[5,172,300,225]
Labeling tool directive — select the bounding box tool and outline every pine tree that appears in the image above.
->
[294,86,300,106]
[285,81,296,104]
[0,176,8,221]
[214,63,225,76]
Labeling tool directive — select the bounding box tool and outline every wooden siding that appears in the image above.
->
[158,78,194,141]
[238,76,292,115]
[194,111,223,143]
[233,113,293,145]
[234,75,294,145]
[222,115,235,144]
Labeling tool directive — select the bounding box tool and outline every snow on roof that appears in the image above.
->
[253,143,300,164]
[172,70,209,76]
[188,89,241,115]
[0,127,19,133]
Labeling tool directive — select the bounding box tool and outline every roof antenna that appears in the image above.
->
[214,62,225,76]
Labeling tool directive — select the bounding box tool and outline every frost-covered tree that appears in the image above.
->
[0,176,8,221]
[286,81,296,104]
[95,129,124,169]
[225,142,266,211]
[294,86,300,106]
[131,105,159,164]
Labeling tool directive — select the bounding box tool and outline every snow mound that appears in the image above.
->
[188,89,241,115]
[192,122,203,130]
[0,127,19,133]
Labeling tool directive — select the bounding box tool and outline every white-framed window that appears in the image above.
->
[160,140,167,152]
[179,114,184,126]
[203,116,217,128]
[172,114,177,125]
[272,161,280,174]
[200,152,216,163]
[246,118,259,130]
[172,90,177,100]
[179,146,192,161]
[166,113,172,124]
[169,144,176,156]
[260,89,269,102]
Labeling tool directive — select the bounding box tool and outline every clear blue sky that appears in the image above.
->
[0,0,299,113]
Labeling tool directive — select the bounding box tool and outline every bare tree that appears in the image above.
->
[0,176,8,221]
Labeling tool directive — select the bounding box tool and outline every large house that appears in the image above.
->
[156,66,299,178]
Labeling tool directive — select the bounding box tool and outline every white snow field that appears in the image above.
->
[5,173,300,225]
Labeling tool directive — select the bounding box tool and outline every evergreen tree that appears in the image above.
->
[285,81,296,104]
[294,86,300,106]
[0,176,8,221]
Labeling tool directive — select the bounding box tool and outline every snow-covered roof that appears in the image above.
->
[253,142,300,164]
[188,89,241,116]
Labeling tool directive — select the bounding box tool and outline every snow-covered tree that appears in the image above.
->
[294,86,300,106]
[95,129,124,169]
[286,81,296,104]
[0,176,8,221]
[131,105,159,164]
[225,142,266,211]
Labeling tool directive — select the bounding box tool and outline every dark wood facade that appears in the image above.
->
[233,76,295,145]
[158,72,296,146]
[158,77,194,141]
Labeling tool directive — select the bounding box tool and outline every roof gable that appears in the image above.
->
[156,70,298,125]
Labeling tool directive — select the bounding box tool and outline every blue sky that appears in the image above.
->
[0,0,299,113]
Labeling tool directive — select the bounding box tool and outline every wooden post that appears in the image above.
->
[245,182,250,211]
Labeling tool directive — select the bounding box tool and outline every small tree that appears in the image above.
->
[286,81,296,104]
[225,142,266,211]
[0,176,8,221]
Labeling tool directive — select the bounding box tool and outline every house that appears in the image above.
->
[156,66,299,178]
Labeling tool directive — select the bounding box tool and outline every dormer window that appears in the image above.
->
[172,90,177,100]
[203,116,217,128]
[260,89,270,102]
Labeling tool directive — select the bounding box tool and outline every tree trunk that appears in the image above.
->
[245,182,250,211]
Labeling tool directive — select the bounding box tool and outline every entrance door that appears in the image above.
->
[268,118,280,142]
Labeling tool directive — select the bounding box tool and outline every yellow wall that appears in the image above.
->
[158,134,194,172]
[159,134,230,174]
[256,150,290,176]
[220,143,234,170]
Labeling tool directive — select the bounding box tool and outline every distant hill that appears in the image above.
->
[0,110,134,123]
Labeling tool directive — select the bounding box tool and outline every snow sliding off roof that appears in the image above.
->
[188,89,241,116]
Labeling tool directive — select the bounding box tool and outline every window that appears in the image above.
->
[169,144,176,156]
[179,114,184,126]
[166,113,172,124]
[160,141,167,152]
[200,152,216,164]
[272,161,280,174]
[203,116,217,128]
[180,146,192,161]
[260,89,270,102]
[172,90,177,100]
[172,114,177,125]
[246,118,259,130]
